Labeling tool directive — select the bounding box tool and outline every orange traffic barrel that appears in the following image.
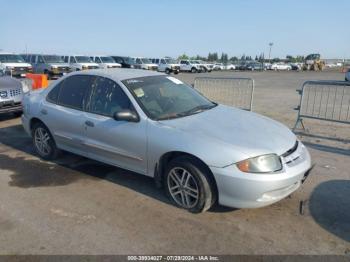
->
[25,74,48,90]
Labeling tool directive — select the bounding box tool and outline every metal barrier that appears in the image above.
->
[293,80,350,130]
[194,77,254,111]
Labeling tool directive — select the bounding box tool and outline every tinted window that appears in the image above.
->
[94,57,101,63]
[31,55,36,63]
[136,58,142,64]
[89,77,132,117]
[70,56,77,63]
[47,81,63,103]
[38,56,45,63]
[114,57,123,63]
[64,56,69,63]
[58,75,94,110]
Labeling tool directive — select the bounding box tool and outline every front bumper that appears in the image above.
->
[168,67,180,73]
[8,68,33,77]
[0,101,22,114]
[21,114,31,135]
[50,67,71,77]
[210,144,312,208]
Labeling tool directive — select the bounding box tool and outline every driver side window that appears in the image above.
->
[88,76,133,117]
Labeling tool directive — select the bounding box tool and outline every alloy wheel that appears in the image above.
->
[167,167,199,209]
[34,127,51,156]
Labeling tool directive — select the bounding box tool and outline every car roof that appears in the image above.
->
[69,68,164,81]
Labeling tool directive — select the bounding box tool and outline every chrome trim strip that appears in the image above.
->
[83,141,143,161]
[54,132,73,141]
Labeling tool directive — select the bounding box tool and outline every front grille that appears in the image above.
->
[0,101,21,108]
[9,88,22,97]
[13,67,30,73]
[57,67,70,72]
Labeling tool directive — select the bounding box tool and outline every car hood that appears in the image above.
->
[0,76,22,91]
[161,105,296,157]
[1,62,32,67]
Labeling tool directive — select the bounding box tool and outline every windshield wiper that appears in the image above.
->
[156,103,217,121]
[180,103,217,116]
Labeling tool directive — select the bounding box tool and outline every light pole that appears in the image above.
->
[268,42,273,63]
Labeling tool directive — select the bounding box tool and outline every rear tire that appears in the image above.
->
[164,156,216,213]
[32,122,59,160]
[165,68,171,74]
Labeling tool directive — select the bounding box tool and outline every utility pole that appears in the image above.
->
[268,42,273,63]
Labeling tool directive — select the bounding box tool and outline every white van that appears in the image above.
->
[0,52,33,77]
[62,55,99,71]
[91,56,121,69]
[151,58,180,74]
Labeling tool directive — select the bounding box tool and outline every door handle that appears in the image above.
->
[40,109,48,115]
[85,120,94,127]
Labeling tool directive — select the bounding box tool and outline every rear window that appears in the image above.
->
[47,81,63,103]
[57,75,94,110]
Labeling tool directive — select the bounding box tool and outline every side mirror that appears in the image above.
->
[113,109,139,122]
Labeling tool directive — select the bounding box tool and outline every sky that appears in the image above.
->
[1,0,349,59]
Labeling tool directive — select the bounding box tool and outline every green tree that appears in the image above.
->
[230,56,238,62]
[178,53,189,60]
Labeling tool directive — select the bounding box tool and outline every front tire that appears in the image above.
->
[164,156,216,213]
[191,67,197,73]
[32,122,59,160]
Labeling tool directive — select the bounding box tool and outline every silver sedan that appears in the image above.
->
[21,69,312,213]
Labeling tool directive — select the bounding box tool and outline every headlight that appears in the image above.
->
[236,154,282,173]
[51,65,58,69]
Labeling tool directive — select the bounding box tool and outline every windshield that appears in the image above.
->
[123,75,216,120]
[0,54,25,63]
[141,58,151,64]
[43,55,64,63]
[124,57,135,64]
[100,56,115,63]
[75,56,92,63]
[165,58,177,64]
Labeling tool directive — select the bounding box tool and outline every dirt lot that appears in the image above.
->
[0,70,349,255]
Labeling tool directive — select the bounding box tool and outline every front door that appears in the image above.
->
[83,76,148,174]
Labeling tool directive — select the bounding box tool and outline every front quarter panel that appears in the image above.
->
[146,120,250,176]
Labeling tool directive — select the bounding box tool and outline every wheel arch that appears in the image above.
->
[154,151,218,198]
[29,117,47,133]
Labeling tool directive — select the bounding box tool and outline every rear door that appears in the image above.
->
[41,75,94,156]
[83,76,148,174]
